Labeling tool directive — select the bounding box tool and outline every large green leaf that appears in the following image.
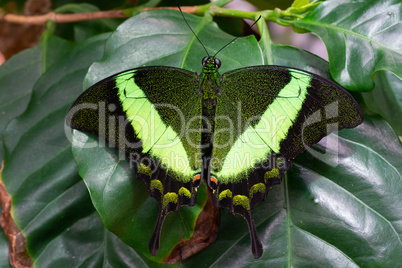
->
[84,10,261,87]
[292,0,402,91]
[362,71,402,135]
[1,33,121,267]
[0,35,75,264]
[0,35,74,160]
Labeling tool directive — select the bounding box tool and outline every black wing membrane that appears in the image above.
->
[66,66,202,256]
[210,65,363,258]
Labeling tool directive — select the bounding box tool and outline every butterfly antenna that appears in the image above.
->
[213,16,262,57]
[178,4,210,57]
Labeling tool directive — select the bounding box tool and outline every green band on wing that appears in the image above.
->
[250,183,266,199]
[116,71,193,181]
[217,71,311,182]
[233,195,250,211]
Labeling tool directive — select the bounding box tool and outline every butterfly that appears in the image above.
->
[66,11,363,259]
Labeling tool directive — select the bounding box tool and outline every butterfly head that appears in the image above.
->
[202,56,221,73]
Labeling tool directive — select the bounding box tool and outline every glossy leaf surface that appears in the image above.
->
[1,33,116,267]
[0,36,74,159]
[362,71,402,135]
[293,0,402,91]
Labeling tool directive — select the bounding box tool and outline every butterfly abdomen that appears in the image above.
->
[199,70,221,185]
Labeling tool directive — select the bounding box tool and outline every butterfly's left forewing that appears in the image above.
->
[66,66,203,255]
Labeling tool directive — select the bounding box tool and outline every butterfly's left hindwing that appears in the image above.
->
[66,66,203,255]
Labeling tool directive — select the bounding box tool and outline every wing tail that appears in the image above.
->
[245,208,263,258]
[212,153,292,258]
[149,207,166,255]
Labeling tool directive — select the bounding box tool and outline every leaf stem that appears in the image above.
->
[0,1,321,26]
[257,15,274,65]
[209,7,257,20]
[40,21,56,73]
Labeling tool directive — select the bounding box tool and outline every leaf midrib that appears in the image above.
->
[295,20,401,55]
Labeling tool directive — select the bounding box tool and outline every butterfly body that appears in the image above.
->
[199,57,221,188]
[67,55,363,258]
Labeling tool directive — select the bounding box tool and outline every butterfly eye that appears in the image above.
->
[202,56,209,66]
[214,58,221,68]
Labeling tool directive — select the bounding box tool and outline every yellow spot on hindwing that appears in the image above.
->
[250,183,266,199]
[219,189,233,200]
[264,168,279,183]
[150,179,163,194]
[276,158,284,167]
[178,187,191,199]
[162,192,178,210]
[233,195,250,211]
[138,163,152,178]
